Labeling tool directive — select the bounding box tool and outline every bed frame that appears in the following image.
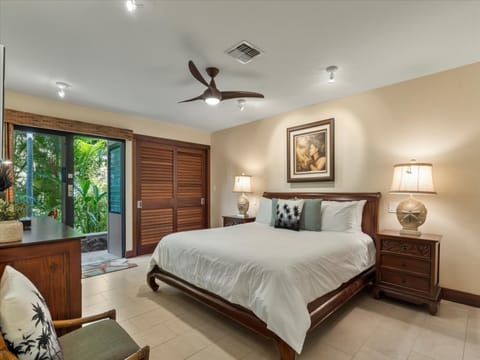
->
[147,192,381,359]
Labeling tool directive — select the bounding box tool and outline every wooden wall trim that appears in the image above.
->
[134,133,210,149]
[442,288,480,308]
[5,109,133,140]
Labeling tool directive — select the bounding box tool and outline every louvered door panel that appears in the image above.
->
[177,207,204,232]
[176,148,206,232]
[140,209,174,245]
[135,135,209,256]
[137,143,175,254]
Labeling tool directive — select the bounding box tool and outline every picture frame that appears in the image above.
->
[287,118,334,182]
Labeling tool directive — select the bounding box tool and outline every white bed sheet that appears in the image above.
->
[148,222,375,354]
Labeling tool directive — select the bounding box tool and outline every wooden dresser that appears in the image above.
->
[373,230,441,314]
[0,217,83,322]
[222,215,256,227]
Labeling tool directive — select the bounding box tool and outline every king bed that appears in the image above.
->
[147,192,380,359]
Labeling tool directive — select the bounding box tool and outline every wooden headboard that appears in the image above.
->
[262,192,381,241]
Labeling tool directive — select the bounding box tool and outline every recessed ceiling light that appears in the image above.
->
[55,81,70,98]
[326,65,338,83]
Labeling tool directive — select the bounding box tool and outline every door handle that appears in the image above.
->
[137,200,143,209]
[200,198,205,205]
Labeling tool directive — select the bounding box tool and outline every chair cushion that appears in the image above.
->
[0,266,63,360]
[59,319,140,360]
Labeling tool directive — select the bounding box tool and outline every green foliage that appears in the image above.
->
[14,132,109,234]
[73,137,108,233]
[0,199,26,221]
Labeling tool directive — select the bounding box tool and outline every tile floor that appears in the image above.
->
[82,256,480,360]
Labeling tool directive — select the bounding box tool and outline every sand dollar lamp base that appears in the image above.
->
[237,193,250,218]
[396,195,427,236]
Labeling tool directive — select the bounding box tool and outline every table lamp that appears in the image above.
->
[233,174,252,217]
[390,160,436,236]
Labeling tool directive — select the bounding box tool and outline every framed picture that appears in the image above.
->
[287,118,334,182]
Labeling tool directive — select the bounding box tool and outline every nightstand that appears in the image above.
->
[222,215,256,227]
[373,230,441,315]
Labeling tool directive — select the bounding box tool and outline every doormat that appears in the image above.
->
[82,258,138,279]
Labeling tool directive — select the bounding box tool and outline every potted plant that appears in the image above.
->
[0,199,25,243]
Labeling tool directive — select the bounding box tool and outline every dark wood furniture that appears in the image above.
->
[133,134,210,256]
[147,192,380,360]
[373,230,441,315]
[0,217,83,323]
[222,215,256,226]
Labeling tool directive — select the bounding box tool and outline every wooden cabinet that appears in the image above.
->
[0,217,83,324]
[222,215,256,227]
[373,230,441,315]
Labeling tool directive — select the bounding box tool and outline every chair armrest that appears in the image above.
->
[53,309,116,329]
[124,346,150,360]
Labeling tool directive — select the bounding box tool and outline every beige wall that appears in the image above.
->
[5,91,211,252]
[211,62,480,295]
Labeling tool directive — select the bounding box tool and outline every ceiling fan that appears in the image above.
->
[179,60,264,106]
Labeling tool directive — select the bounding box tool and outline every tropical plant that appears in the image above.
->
[0,199,25,221]
[73,179,108,233]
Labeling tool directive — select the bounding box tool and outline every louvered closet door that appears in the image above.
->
[137,142,175,255]
[135,135,209,256]
[176,147,207,232]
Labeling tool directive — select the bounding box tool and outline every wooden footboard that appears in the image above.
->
[147,265,374,360]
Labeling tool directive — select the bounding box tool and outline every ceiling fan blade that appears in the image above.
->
[188,61,209,87]
[220,91,264,100]
[178,94,204,103]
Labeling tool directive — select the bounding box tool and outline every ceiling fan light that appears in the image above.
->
[205,97,220,106]
[126,0,137,12]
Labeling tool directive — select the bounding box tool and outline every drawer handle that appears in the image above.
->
[401,278,406,284]
[401,245,408,251]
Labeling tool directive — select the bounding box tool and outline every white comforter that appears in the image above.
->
[148,222,375,353]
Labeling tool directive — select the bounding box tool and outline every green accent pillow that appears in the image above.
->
[300,199,322,231]
[269,198,278,226]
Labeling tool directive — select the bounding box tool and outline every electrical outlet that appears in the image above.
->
[388,202,399,213]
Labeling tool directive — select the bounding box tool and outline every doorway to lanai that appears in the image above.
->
[13,127,126,266]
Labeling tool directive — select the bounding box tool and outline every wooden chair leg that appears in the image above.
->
[276,339,296,360]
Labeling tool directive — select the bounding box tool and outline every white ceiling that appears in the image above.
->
[1,0,480,131]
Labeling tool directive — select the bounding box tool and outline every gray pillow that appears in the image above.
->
[269,198,278,226]
[300,199,322,231]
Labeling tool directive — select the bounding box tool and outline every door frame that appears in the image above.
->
[131,134,210,257]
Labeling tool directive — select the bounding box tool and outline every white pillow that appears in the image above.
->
[255,197,272,225]
[0,266,63,360]
[321,201,363,232]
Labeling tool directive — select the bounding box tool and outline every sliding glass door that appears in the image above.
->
[14,129,67,220]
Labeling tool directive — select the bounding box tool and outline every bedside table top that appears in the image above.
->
[222,215,256,220]
[377,229,442,242]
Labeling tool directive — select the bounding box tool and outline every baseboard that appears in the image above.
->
[442,288,480,308]
[125,250,135,258]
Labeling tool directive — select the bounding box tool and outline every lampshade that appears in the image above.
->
[233,174,251,193]
[390,162,436,194]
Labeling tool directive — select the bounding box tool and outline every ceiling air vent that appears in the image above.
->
[225,41,263,64]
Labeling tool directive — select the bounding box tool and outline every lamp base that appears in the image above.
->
[399,229,421,236]
[237,193,250,218]
[396,195,427,237]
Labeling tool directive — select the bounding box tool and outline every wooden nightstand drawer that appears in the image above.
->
[381,254,430,275]
[381,238,431,258]
[380,268,430,293]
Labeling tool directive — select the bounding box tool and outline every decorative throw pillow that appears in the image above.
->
[270,198,278,227]
[299,199,322,231]
[274,199,304,231]
[0,266,63,360]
